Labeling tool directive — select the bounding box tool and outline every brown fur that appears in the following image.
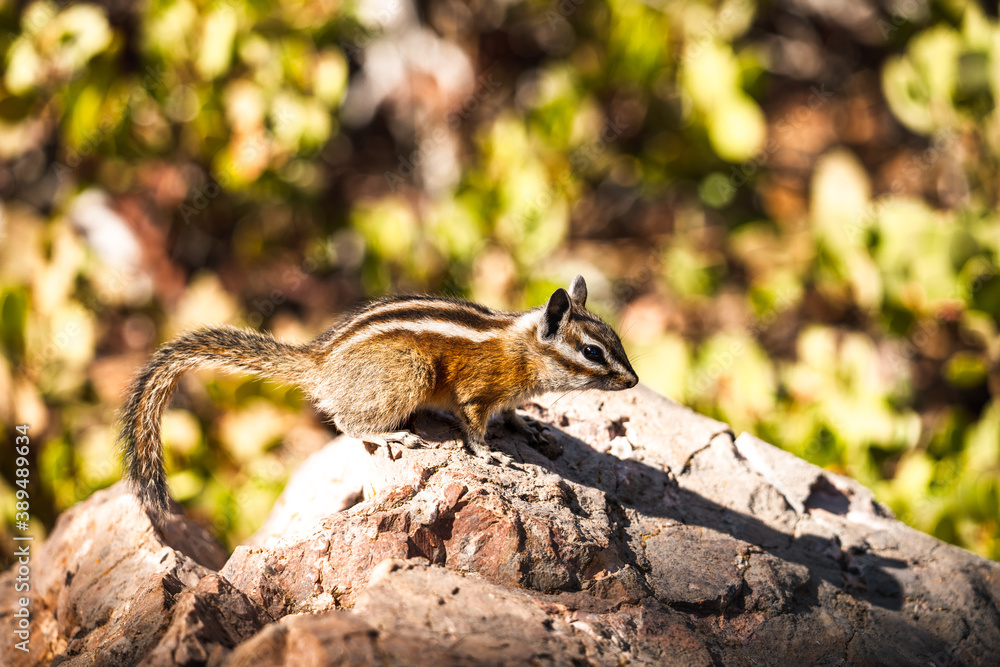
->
[119,276,637,516]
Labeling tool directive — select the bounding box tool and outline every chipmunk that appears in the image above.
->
[119,275,638,515]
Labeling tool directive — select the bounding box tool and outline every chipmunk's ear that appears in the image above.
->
[569,275,587,308]
[541,288,572,339]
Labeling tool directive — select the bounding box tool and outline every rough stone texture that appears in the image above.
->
[0,487,269,666]
[247,439,371,548]
[3,385,999,665]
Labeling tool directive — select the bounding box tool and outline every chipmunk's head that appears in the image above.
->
[533,275,639,392]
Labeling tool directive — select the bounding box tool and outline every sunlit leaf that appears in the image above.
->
[197,6,239,80]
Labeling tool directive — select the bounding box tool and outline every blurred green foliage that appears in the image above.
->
[0,0,997,560]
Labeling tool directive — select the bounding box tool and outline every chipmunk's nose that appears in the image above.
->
[619,369,638,389]
[620,358,638,389]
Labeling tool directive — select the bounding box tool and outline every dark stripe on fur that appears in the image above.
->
[318,301,513,349]
[354,294,503,318]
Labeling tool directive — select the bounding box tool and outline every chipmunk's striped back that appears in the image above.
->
[314,296,519,350]
[120,275,637,516]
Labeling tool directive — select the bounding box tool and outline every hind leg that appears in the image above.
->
[327,346,434,450]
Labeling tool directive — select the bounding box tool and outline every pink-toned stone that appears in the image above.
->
[4,387,999,665]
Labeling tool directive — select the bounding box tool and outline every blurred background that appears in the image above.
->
[0,0,998,560]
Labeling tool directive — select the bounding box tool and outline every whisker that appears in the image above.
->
[547,386,583,409]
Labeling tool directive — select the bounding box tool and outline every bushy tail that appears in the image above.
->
[119,326,314,516]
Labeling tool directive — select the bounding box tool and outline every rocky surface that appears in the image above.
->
[2,385,999,666]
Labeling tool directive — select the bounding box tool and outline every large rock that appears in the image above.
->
[3,385,998,665]
[0,486,269,666]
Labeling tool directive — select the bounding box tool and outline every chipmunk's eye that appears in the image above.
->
[582,344,606,364]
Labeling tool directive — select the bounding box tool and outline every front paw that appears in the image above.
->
[504,411,539,438]
[477,449,514,466]
[466,438,514,466]
[507,412,562,460]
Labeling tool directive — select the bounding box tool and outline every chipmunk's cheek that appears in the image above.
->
[593,375,620,391]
